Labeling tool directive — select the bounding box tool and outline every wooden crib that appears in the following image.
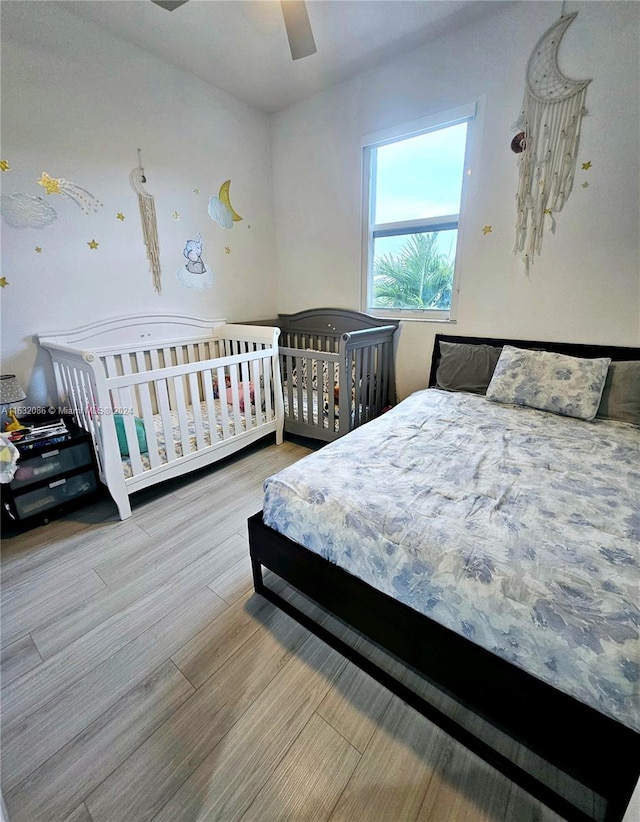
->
[251,308,400,442]
[38,314,284,520]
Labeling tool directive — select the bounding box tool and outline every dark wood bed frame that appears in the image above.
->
[248,334,640,822]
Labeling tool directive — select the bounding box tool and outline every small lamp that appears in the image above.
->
[0,375,27,431]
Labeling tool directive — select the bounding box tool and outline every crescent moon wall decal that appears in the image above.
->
[526,12,590,102]
[513,11,591,274]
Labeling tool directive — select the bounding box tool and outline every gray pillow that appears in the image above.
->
[436,342,503,395]
[486,346,611,421]
[596,361,640,426]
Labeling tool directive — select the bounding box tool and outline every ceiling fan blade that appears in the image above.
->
[151,0,189,11]
[280,0,317,60]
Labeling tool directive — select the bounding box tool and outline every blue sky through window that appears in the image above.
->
[374,122,467,225]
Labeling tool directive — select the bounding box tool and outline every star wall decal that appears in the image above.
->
[581,161,592,170]
[225,246,231,254]
[193,188,200,195]
[35,246,42,253]
[582,182,590,189]
[116,212,125,221]
[87,239,99,249]
[37,172,62,195]
[0,277,8,287]
[36,173,102,213]
[544,208,553,215]
[482,225,493,235]
[0,160,10,172]
[172,211,180,220]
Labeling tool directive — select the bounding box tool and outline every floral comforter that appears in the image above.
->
[263,388,640,731]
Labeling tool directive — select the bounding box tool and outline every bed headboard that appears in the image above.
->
[428,334,640,387]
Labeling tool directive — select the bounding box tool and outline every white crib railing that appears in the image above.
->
[38,320,283,519]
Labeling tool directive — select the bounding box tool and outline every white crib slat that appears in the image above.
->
[189,372,205,450]
[104,354,118,379]
[67,364,87,429]
[120,352,133,376]
[173,376,191,456]
[66,363,81,420]
[217,366,231,439]
[241,360,252,430]
[251,358,262,426]
[203,368,219,445]
[175,346,189,405]
[137,380,160,469]
[118,387,144,476]
[77,370,96,435]
[162,347,175,408]
[262,356,273,423]
[155,378,176,462]
[228,364,243,435]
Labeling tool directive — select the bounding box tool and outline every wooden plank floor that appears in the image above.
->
[1,437,575,822]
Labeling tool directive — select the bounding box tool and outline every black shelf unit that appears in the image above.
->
[2,417,101,530]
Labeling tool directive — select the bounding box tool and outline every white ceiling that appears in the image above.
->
[60,0,515,113]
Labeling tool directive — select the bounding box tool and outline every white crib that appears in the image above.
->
[38,314,284,520]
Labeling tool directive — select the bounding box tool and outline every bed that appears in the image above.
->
[248,333,640,822]
[38,314,284,520]
[252,308,399,441]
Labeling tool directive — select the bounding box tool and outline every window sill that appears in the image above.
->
[365,312,457,324]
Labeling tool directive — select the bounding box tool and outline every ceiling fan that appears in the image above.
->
[150,0,317,60]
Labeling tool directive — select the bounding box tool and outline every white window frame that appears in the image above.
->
[361,103,476,322]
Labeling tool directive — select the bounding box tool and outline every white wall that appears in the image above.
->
[271,1,640,399]
[1,2,278,404]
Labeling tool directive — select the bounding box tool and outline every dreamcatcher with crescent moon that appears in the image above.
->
[513,11,591,273]
[130,149,162,294]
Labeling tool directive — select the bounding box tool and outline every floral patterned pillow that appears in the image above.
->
[486,346,611,421]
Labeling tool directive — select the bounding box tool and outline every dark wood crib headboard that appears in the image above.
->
[277,307,399,337]
[428,334,640,388]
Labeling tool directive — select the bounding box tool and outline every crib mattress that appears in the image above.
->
[121,399,264,478]
[263,388,640,732]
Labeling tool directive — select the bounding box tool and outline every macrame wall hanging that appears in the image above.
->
[513,10,591,273]
[129,149,162,294]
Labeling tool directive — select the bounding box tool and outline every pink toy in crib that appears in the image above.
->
[226,381,254,411]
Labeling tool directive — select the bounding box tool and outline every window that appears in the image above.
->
[361,104,475,321]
